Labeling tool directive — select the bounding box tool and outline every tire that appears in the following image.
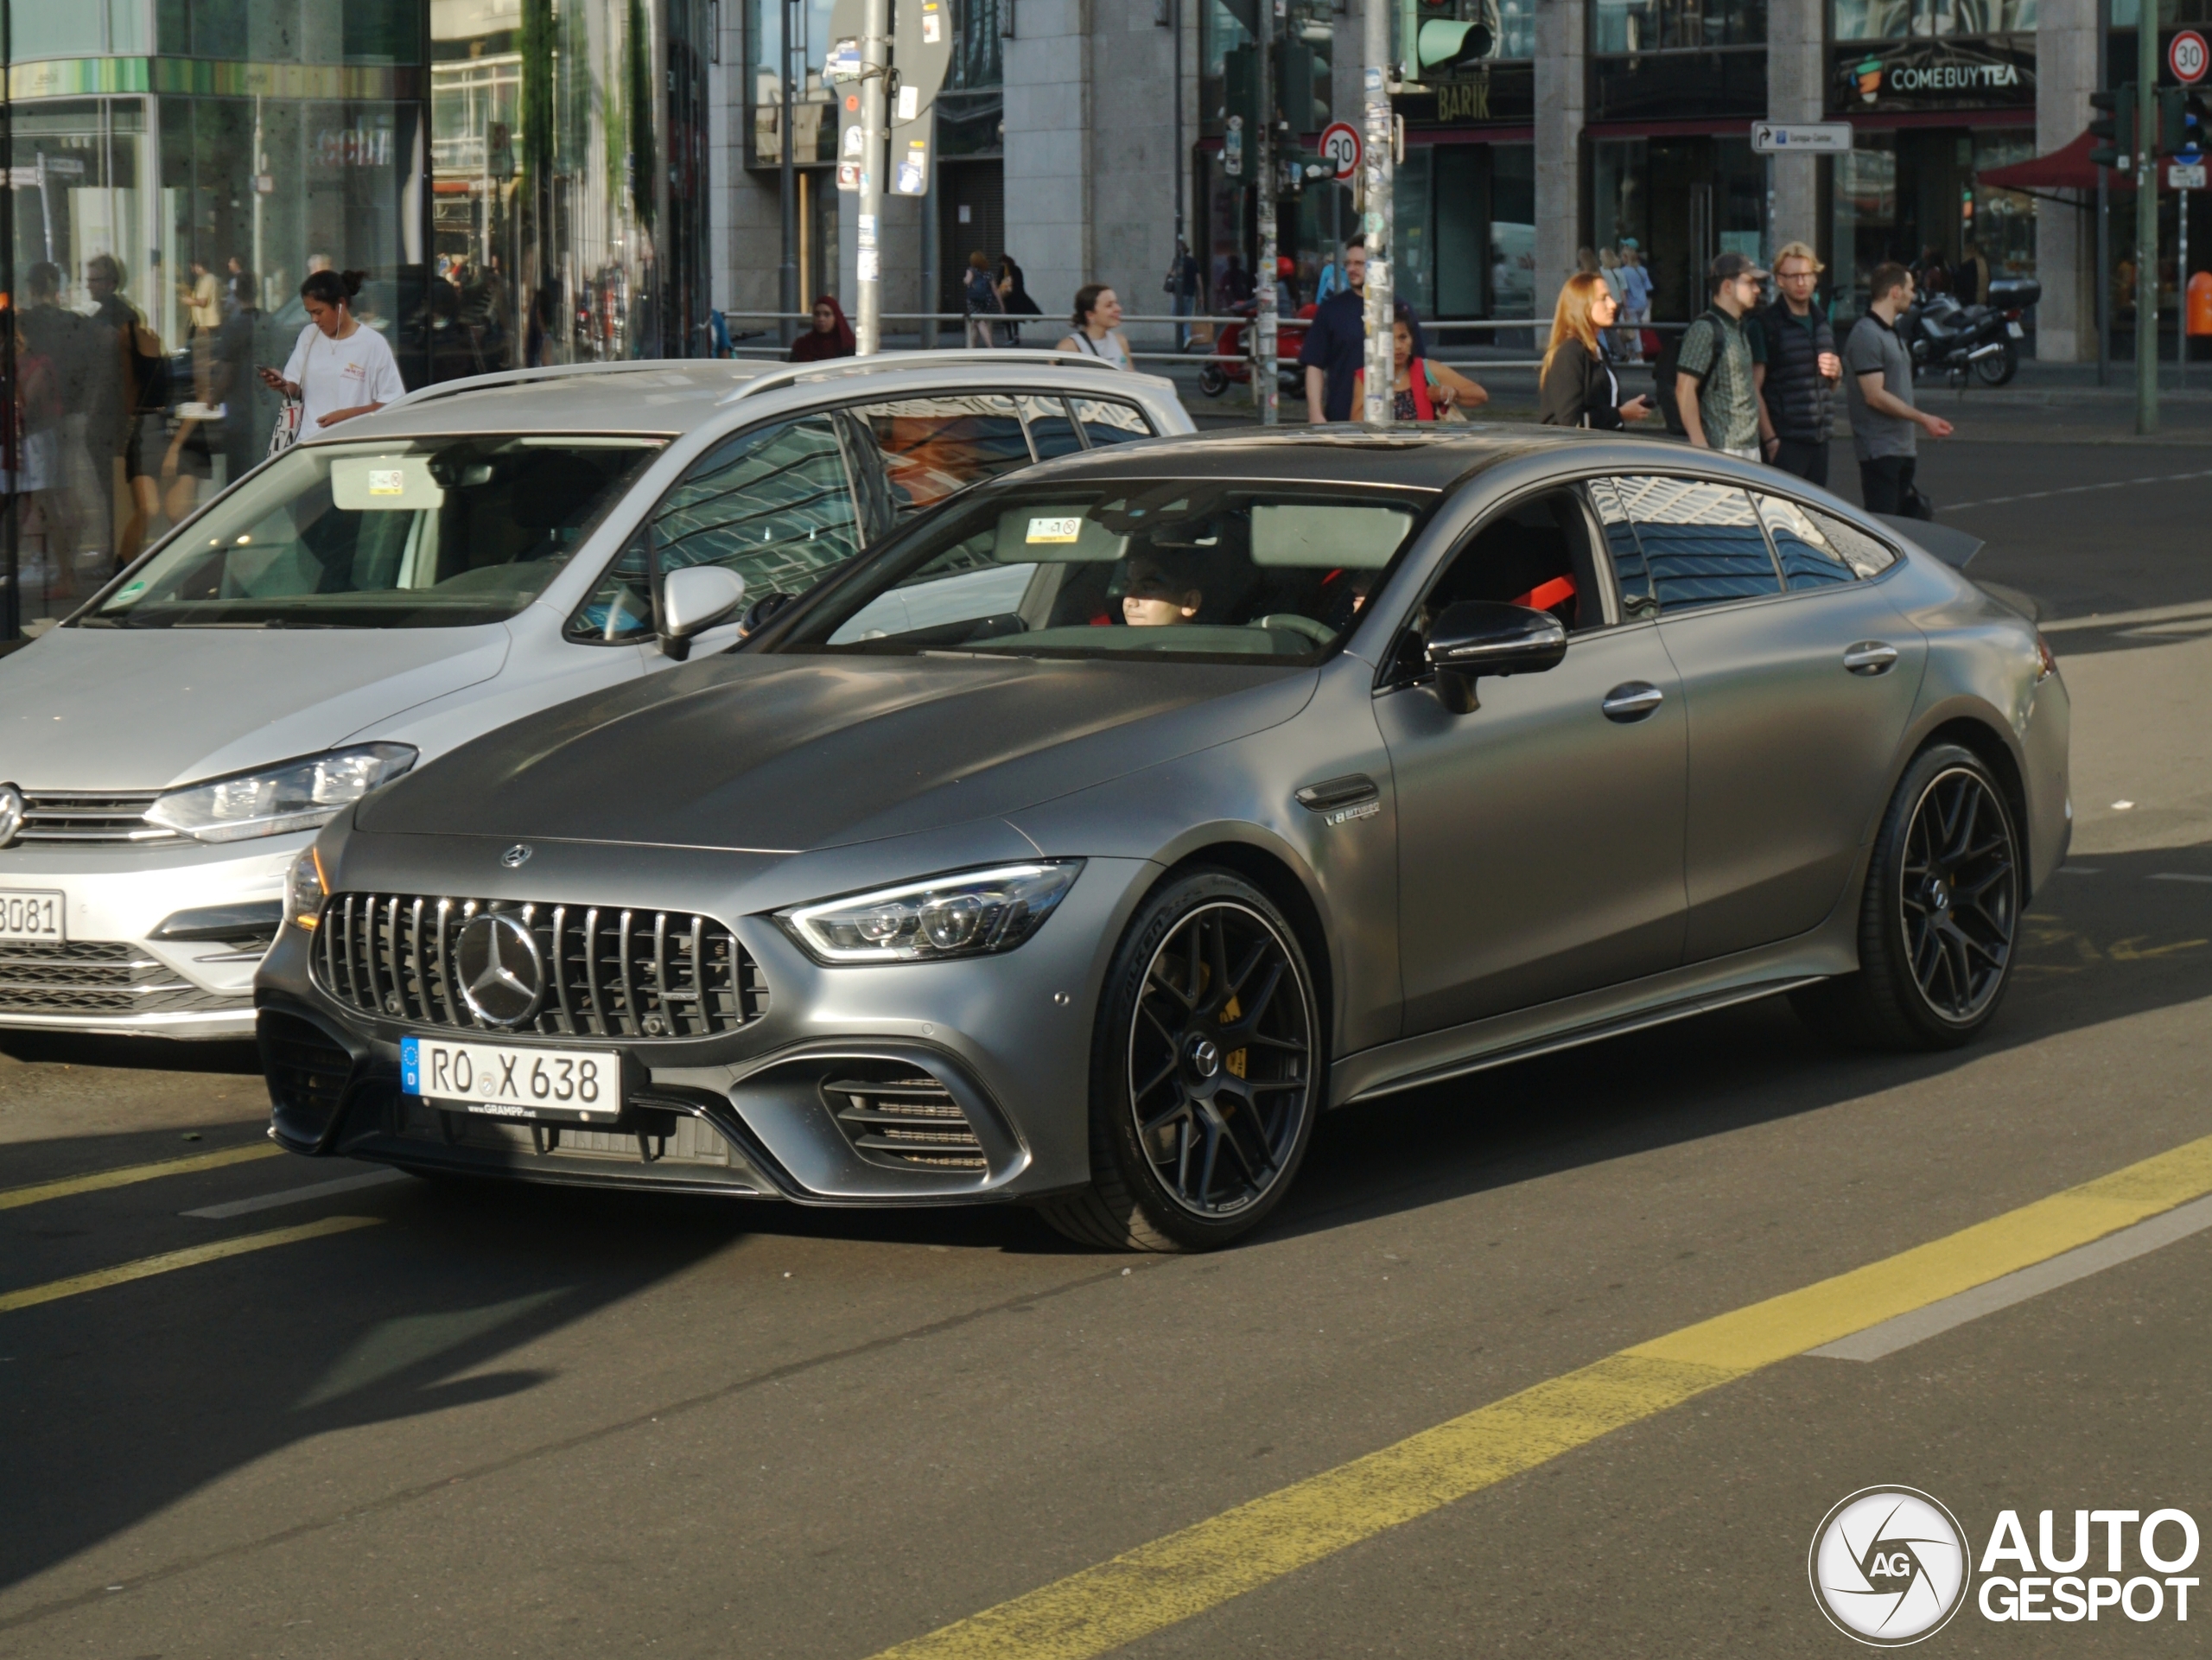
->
[1038,869,1322,1251]
[1197,363,1229,398]
[1791,743,2022,1051]
[1973,339,2019,387]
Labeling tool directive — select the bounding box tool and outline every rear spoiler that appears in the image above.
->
[1875,514,1984,569]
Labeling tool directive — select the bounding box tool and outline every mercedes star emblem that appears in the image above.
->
[0,784,21,849]
[500,843,533,869]
[454,913,545,1027]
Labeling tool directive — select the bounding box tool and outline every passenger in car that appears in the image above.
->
[1122,550,1206,626]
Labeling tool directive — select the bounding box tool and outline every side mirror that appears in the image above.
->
[658,565,747,661]
[1425,600,1567,714]
[738,589,798,638]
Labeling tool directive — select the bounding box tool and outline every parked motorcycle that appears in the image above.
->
[1902,277,2040,389]
[1192,300,1313,399]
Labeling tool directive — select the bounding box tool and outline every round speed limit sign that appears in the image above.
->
[1319,121,1362,181]
[2172,29,2208,84]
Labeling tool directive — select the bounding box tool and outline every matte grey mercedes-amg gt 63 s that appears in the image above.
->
[257,427,2069,1250]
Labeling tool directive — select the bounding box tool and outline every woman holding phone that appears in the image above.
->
[1537,271,1652,429]
[258,269,404,441]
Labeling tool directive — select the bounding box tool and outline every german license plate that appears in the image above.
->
[0,890,65,943]
[401,1034,620,1123]
[2006,321,2024,339]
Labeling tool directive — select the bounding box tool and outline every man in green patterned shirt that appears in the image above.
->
[1675,251,1769,461]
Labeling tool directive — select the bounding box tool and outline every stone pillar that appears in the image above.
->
[2037,0,2098,360]
[1003,0,1095,323]
[1534,0,1586,325]
[1767,0,1825,256]
[1086,0,1183,334]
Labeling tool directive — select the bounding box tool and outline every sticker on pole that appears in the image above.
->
[826,36,861,81]
[2171,29,2209,83]
[1319,121,1362,181]
[2171,160,2209,189]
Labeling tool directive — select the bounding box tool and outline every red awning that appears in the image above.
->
[1979,130,2101,192]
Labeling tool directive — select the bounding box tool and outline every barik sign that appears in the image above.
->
[1751,121,1853,153]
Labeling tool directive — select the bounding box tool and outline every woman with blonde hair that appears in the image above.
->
[1537,270,1652,429]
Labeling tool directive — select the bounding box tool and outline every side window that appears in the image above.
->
[848,394,1034,521]
[1756,494,1857,590]
[564,417,861,645]
[1586,478,1656,621]
[1018,394,1084,459]
[1610,475,1780,614]
[1423,489,1601,633]
[1072,397,1154,446]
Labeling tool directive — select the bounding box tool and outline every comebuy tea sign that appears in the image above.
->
[1831,35,2037,112]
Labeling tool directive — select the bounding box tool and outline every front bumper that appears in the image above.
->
[0,834,309,1037]
[257,851,1159,1204]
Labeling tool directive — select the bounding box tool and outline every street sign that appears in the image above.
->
[1319,121,1362,181]
[1751,121,1853,153]
[830,0,952,200]
[2171,160,2209,188]
[2171,29,2209,84]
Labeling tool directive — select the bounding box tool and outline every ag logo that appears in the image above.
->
[1810,1487,1970,1646]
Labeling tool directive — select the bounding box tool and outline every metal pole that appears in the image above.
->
[2137,16,2158,434]
[1255,0,1279,423]
[1361,0,1393,425]
[920,111,938,348]
[2096,0,2110,386]
[779,0,798,344]
[2182,180,2190,391]
[1173,0,1185,248]
[855,0,890,354]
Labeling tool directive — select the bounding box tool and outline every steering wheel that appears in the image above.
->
[1256,613,1335,646]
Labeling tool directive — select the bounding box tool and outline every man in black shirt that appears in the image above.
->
[1300,238,1368,423]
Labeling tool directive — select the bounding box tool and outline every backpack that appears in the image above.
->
[1651,309,1726,438]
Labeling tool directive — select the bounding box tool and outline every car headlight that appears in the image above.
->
[146,744,416,843]
[283,848,328,932]
[777,862,1084,964]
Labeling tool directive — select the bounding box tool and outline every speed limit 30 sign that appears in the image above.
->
[1319,121,1362,181]
[2172,29,2208,85]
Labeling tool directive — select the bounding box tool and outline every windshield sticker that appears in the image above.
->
[1027,516,1083,544]
[367,468,405,496]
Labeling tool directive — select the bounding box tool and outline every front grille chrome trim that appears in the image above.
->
[312,891,768,1040]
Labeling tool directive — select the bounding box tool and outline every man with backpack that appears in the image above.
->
[1672,251,1769,460]
[1753,241,1842,485]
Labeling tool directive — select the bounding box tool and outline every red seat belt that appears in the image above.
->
[1510,575,1577,612]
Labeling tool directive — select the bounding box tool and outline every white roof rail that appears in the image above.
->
[715,349,1175,406]
[385,359,760,411]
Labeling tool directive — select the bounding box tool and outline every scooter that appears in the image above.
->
[1192,300,1313,399]
[1903,277,2040,389]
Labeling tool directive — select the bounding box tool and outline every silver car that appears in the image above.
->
[0,353,1189,1036]
[259,429,2069,1250]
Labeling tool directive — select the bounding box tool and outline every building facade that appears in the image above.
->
[4,0,716,616]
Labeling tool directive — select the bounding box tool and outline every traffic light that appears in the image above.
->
[2159,86,2190,156]
[1222,38,1323,136]
[1410,0,1494,78]
[2088,84,2136,169]
[1224,42,1259,132]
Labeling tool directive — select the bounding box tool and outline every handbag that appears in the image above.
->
[266,394,303,457]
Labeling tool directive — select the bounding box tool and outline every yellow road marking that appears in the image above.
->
[874,1132,2212,1660]
[0,1142,282,1212]
[0,1215,381,1314]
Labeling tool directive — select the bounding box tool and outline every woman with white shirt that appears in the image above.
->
[258,268,404,436]
[1058,284,1132,370]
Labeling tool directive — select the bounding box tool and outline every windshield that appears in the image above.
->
[777,481,1431,662]
[86,435,662,629]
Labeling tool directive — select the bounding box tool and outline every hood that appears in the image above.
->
[0,625,511,791]
[359,652,1315,851]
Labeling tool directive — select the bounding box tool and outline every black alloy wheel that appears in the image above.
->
[1898,766,2018,1024]
[1792,743,2022,1051]
[1040,870,1320,1251]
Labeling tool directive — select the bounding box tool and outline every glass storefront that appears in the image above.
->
[4,0,713,633]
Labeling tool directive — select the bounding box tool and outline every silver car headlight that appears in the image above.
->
[777,862,1084,964]
[146,745,416,843]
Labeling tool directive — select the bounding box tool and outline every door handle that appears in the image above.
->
[1843,641,1900,675]
[1601,682,1665,722]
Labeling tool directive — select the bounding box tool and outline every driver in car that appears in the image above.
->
[1122,550,1206,626]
